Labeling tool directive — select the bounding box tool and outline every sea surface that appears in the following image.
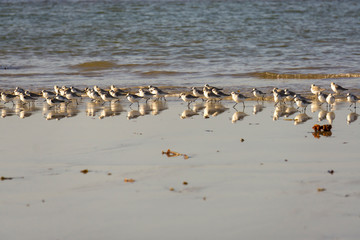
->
[0,0,360,90]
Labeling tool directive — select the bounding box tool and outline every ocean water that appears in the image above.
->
[0,0,360,90]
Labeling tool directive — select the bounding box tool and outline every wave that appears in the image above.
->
[249,72,360,79]
[70,61,118,71]
[69,61,171,71]
[139,71,192,76]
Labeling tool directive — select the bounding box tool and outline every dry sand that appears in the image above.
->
[1,99,359,239]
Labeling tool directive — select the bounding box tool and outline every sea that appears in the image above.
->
[0,0,360,92]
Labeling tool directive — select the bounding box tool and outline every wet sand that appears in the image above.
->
[1,98,360,239]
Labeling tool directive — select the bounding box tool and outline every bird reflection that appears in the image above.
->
[203,102,228,118]
[231,110,248,123]
[347,111,359,125]
[86,102,102,117]
[1,107,16,118]
[15,103,37,119]
[284,105,297,117]
[99,107,113,119]
[294,113,312,125]
[139,103,151,116]
[310,102,321,113]
[318,110,327,122]
[192,102,205,113]
[127,109,141,120]
[150,100,167,115]
[45,110,67,120]
[326,111,335,124]
[180,109,199,119]
[273,105,287,121]
[252,104,264,115]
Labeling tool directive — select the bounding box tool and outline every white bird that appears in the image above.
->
[86,89,102,102]
[137,88,153,103]
[317,92,328,105]
[331,82,348,95]
[272,88,286,106]
[126,93,142,107]
[42,90,55,99]
[1,92,17,105]
[294,95,311,111]
[326,93,335,109]
[25,90,41,98]
[251,88,266,100]
[54,85,60,95]
[46,97,66,107]
[310,84,325,95]
[231,91,248,108]
[109,89,123,99]
[347,93,358,108]
[14,87,25,96]
[19,93,35,105]
[179,93,198,107]
[100,91,118,103]
[212,88,230,97]
[94,85,107,94]
[64,89,81,104]
[110,85,125,95]
[203,88,220,102]
[204,84,222,92]
[148,86,168,101]
[192,87,204,98]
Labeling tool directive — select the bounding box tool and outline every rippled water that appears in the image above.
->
[1,0,360,90]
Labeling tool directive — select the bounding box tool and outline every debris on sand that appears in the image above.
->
[124,178,135,183]
[162,149,189,159]
[312,124,332,138]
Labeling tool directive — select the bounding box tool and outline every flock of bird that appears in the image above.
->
[0,82,358,111]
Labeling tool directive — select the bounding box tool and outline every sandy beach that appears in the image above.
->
[1,96,359,239]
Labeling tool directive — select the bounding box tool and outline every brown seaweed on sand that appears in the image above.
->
[312,124,332,138]
[162,149,189,159]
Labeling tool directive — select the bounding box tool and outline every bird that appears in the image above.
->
[331,82,348,95]
[70,86,85,94]
[294,95,311,111]
[191,87,204,98]
[93,85,107,94]
[45,97,66,107]
[204,84,222,92]
[347,93,358,108]
[86,88,102,102]
[179,93,198,107]
[326,93,335,109]
[148,86,168,101]
[99,91,118,103]
[272,88,286,106]
[25,90,42,98]
[284,88,296,102]
[212,88,230,97]
[317,92,328,106]
[110,85,126,95]
[231,91,248,108]
[54,85,61,95]
[137,88,153,103]
[203,88,220,102]
[42,90,56,99]
[126,93,142,107]
[1,92,17,105]
[251,88,266,101]
[14,87,25,96]
[310,84,325,95]
[64,89,81,104]
[19,93,35,105]
[109,89,124,99]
